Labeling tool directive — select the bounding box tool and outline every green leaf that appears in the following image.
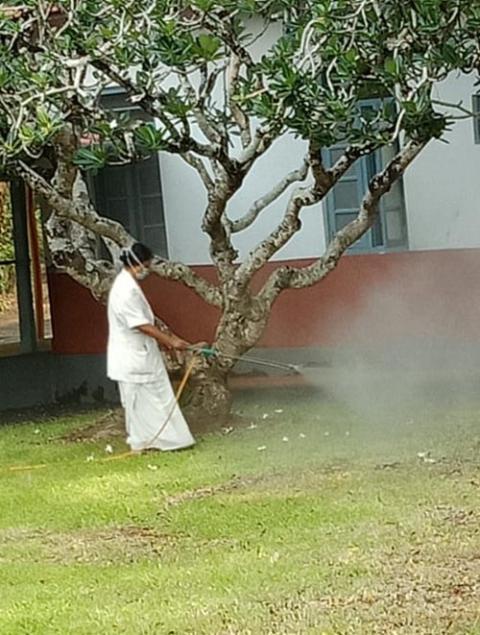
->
[384,58,398,76]
[192,0,214,10]
[18,125,37,144]
[36,107,52,129]
[133,124,166,152]
[0,68,9,88]
[195,34,221,61]
[73,147,108,172]
[402,101,417,115]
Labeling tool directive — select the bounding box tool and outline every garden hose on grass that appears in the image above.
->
[1,351,203,473]
[108,345,301,463]
[1,346,301,474]
[102,351,199,461]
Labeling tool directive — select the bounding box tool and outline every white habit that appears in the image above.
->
[107,269,195,451]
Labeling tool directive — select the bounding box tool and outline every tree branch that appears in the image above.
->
[236,136,402,286]
[235,141,337,283]
[181,152,214,192]
[86,57,228,162]
[227,52,252,148]
[19,160,132,243]
[17,161,223,307]
[178,70,223,145]
[204,12,255,69]
[258,138,428,306]
[51,125,80,198]
[237,123,277,166]
[231,158,309,233]
[201,183,240,284]
[151,261,222,308]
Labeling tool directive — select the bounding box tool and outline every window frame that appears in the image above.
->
[0,180,40,356]
[323,99,409,254]
[90,87,169,259]
[472,94,480,144]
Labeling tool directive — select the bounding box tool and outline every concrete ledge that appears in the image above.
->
[2,340,479,411]
[0,348,318,411]
[0,352,116,410]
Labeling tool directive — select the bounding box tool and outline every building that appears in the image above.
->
[1,69,480,411]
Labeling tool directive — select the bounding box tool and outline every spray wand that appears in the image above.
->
[189,345,302,375]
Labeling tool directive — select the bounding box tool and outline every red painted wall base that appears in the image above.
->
[48,250,480,355]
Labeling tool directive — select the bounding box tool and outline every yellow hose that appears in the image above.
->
[103,355,197,461]
[1,355,199,472]
[2,464,47,473]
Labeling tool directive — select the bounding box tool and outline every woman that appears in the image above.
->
[107,242,195,452]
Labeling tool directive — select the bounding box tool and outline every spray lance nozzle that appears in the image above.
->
[188,345,302,375]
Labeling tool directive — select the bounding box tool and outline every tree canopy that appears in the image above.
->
[0,1,479,171]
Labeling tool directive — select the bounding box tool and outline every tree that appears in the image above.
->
[0,0,479,419]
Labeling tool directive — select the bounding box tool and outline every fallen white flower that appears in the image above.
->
[257,446,267,452]
[104,444,114,454]
[247,423,257,430]
[86,455,95,462]
[262,413,269,420]
[299,433,306,439]
[274,409,284,414]
[147,464,159,471]
[282,436,289,442]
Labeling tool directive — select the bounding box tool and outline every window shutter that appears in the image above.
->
[323,99,408,252]
[324,145,382,251]
[91,89,168,258]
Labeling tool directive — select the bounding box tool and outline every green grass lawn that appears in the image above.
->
[1,387,480,634]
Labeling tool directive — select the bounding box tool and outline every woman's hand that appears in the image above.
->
[190,341,209,351]
[170,335,190,350]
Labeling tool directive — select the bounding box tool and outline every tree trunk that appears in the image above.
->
[66,304,269,440]
[181,300,270,425]
[182,362,233,427]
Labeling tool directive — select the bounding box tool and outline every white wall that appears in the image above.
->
[159,20,328,266]
[403,73,480,250]
[161,42,480,264]
[160,136,327,265]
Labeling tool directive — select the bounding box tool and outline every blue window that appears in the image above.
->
[323,103,408,252]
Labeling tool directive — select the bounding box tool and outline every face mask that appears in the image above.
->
[135,267,150,281]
